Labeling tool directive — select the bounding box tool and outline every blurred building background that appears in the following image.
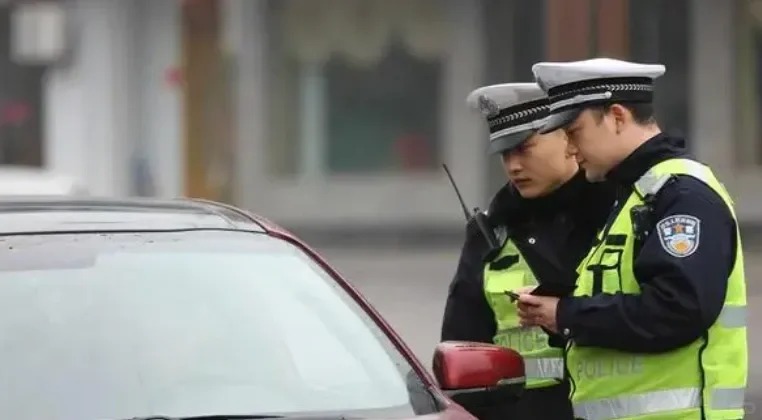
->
[3,0,762,240]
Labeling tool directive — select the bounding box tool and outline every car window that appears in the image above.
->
[0,231,434,420]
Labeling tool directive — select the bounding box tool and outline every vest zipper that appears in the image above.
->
[697,331,710,420]
[599,196,628,244]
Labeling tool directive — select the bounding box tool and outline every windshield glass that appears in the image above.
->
[0,231,434,420]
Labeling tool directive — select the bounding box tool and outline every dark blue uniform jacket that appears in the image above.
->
[557,134,738,353]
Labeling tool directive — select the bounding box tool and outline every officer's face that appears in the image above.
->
[564,109,620,182]
[501,130,578,198]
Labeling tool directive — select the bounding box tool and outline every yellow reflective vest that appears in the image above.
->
[568,158,747,420]
[483,238,565,389]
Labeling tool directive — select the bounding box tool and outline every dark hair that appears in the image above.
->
[590,102,656,126]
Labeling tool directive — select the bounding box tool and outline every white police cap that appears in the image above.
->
[531,58,666,134]
[465,83,550,155]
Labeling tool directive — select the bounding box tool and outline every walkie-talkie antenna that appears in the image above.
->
[442,163,471,221]
[441,163,499,251]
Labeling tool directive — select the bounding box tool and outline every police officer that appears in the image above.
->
[517,58,748,420]
[440,82,615,419]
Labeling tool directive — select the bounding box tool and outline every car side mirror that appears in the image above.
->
[432,341,525,411]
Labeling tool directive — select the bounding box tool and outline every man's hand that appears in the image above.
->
[517,293,560,333]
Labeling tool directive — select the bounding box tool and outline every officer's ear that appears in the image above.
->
[607,103,630,134]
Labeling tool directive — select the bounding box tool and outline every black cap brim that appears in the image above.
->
[538,108,582,134]
[487,130,534,155]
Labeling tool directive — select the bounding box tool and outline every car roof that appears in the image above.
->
[0,196,271,235]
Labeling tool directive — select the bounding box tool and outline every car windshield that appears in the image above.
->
[0,231,435,420]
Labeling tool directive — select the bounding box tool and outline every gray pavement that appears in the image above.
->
[316,245,762,417]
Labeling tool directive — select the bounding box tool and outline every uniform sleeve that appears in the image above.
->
[440,221,496,343]
[556,176,736,353]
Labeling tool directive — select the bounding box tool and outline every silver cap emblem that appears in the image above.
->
[477,95,500,118]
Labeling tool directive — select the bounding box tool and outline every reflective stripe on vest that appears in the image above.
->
[573,386,746,420]
[568,158,748,420]
[525,356,565,379]
[719,304,747,328]
[483,239,564,388]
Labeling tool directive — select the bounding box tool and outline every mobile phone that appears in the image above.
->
[531,283,571,298]
[504,290,520,302]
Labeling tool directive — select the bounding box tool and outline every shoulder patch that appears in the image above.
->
[656,214,701,258]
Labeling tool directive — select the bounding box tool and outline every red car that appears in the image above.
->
[0,196,526,420]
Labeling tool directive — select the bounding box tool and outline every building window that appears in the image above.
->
[0,6,44,167]
[265,0,446,177]
[735,0,762,166]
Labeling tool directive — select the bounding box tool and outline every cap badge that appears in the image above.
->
[477,95,500,118]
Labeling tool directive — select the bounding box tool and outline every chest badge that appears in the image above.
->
[656,214,701,258]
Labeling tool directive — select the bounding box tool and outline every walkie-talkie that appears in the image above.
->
[442,163,499,251]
